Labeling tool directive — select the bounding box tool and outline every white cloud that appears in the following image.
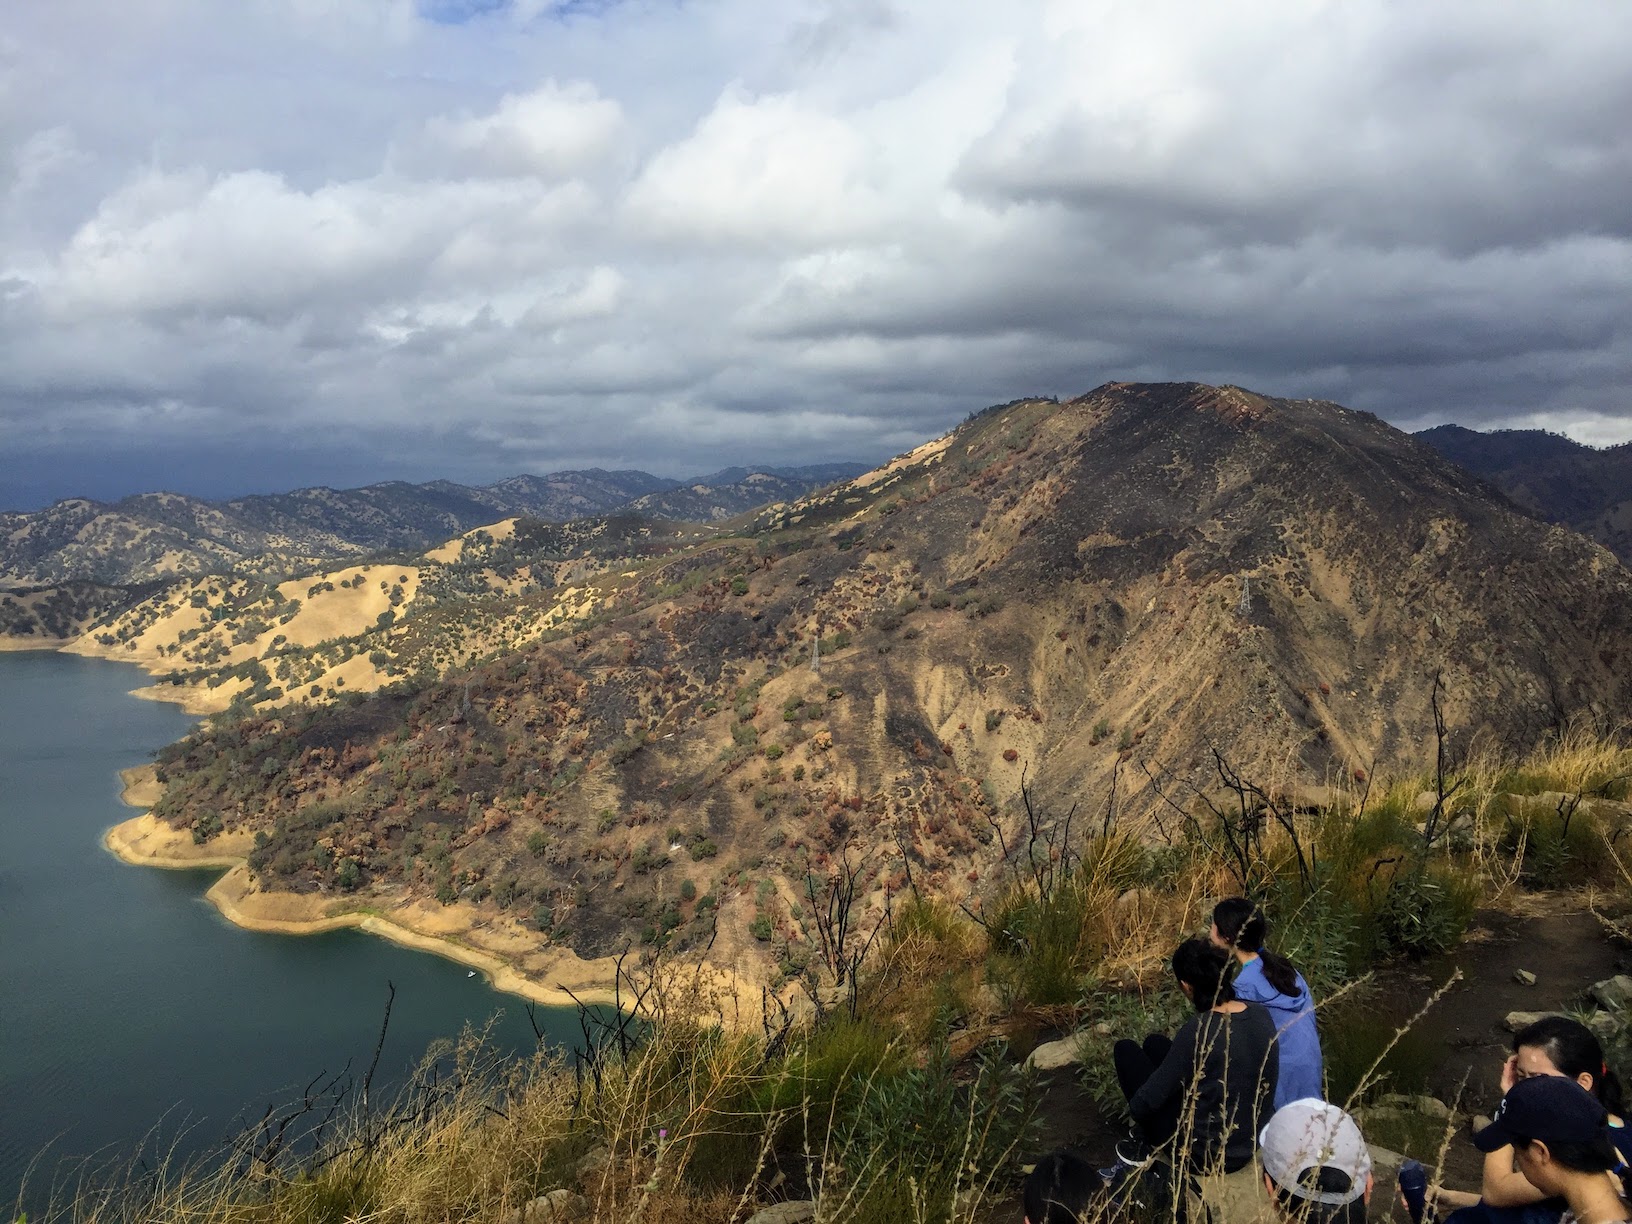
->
[421,81,627,179]
[624,90,889,247]
[2,0,1631,507]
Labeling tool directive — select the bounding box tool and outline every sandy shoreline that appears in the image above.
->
[105,773,623,1011]
[9,631,629,1011]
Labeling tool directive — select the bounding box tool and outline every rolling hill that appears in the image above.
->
[123,383,1632,992]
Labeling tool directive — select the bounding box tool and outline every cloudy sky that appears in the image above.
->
[2,0,1629,508]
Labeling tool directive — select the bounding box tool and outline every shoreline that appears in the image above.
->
[106,772,624,1013]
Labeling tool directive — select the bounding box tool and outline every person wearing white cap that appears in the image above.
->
[1259,1098,1375,1224]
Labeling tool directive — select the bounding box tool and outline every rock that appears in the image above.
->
[1367,1144,1406,1181]
[502,1190,588,1224]
[1588,1011,1619,1042]
[1504,1010,1560,1033]
[1592,975,1632,1012]
[1514,969,1537,986]
[574,1145,611,1183]
[1415,1096,1453,1121]
[747,1203,816,1224]
[1473,1115,1493,1134]
[1026,1035,1085,1071]
[1092,1021,1114,1038]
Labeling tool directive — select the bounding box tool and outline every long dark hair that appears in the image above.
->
[1173,938,1236,1011]
[1213,896,1301,998]
[1514,1015,1626,1116]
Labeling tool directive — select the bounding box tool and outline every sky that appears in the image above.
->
[2,0,1630,509]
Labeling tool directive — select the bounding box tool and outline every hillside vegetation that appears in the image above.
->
[38,731,1632,1224]
[0,465,864,588]
[117,383,1632,997]
[1418,424,1632,565]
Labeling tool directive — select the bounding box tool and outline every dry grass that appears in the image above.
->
[27,729,1632,1224]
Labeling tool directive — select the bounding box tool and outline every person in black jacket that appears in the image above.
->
[1113,938,1280,1183]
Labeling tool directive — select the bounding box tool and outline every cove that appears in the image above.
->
[0,651,582,1210]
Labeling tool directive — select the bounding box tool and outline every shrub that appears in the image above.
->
[749,914,774,941]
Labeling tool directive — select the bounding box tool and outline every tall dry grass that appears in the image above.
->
[23,728,1632,1224]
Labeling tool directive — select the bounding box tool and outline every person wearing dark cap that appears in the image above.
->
[1471,1076,1630,1224]
[1259,1098,1375,1224]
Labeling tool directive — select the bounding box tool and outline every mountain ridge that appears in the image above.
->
[0,463,868,588]
[1416,424,1632,565]
[113,382,1632,995]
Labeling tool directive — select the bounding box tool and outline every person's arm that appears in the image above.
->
[1482,1056,1547,1207]
[1480,1145,1547,1207]
[1130,1019,1196,1125]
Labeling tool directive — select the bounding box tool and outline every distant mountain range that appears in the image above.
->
[0,464,869,586]
[1416,426,1632,565]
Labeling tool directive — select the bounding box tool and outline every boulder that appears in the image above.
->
[1504,1010,1560,1033]
[1367,1145,1406,1182]
[501,1189,588,1224]
[1416,1096,1453,1121]
[1026,1035,1085,1071]
[1588,1012,1619,1042]
[747,1202,817,1224]
[1592,976,1632,1012]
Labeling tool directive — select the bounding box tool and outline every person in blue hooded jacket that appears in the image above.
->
[1211,897,1324,1107]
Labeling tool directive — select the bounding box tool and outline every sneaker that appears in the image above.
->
[1115,1135,1153,1168]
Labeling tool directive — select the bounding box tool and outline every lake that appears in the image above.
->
[0,650,582,1211]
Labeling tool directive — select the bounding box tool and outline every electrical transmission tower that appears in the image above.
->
[1237,575,1252,617]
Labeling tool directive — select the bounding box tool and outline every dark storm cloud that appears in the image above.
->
[1,0,1629,510]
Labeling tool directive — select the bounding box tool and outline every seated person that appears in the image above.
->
[1114,938,1280,1179]
[1259,1098,1374,1224]
[1022,1149,1097,1224]
[1470,1076,1631,1224]
[1415,1017,1630,1224]
[1211,896,1325,1107]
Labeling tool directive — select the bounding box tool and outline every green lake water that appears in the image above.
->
[0,651,583,1211]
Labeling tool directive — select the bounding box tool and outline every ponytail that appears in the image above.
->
[1257,949,1302,998]
[1213,896,1301,998]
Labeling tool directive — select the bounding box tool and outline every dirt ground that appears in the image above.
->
[994,901,1628,1222]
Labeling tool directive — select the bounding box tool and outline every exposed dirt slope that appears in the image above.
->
[136,383,1632,990]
